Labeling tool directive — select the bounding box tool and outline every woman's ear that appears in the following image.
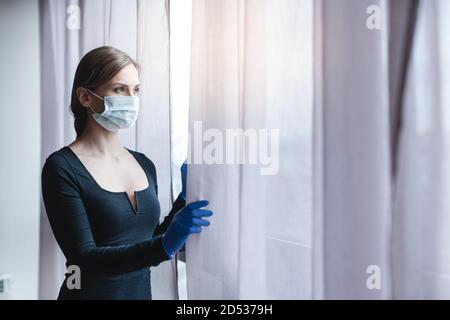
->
[76,87,92,108]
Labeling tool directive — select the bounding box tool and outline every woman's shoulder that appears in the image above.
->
[127,148,157,176]
[42,147,75,176]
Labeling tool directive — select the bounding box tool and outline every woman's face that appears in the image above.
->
[79,63,140,114]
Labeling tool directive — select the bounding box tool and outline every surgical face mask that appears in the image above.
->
[86,89,139,132]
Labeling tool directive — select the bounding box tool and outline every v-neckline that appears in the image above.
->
[64,146,150,213]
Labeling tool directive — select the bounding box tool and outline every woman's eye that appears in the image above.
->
[134,88,140,94]
[113,87,125,93]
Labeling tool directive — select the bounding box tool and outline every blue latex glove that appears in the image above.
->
[181,161,187,200]
[161,200,213,258]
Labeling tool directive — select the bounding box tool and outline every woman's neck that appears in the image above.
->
[70,123,125,158]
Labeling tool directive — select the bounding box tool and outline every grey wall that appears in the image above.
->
[0,0,41,299]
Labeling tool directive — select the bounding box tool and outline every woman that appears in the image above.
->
[41,46,213,300]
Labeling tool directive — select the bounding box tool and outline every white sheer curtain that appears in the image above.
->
[39,0,177,299]
[185,0,401,300]
[186,0,314,299]
[393,0,450,299]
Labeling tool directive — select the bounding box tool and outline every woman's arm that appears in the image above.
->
[41,153,171,276]
[142,155,187,237]
[153,193,186,237]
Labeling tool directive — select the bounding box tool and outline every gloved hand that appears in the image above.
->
[161,200,213,258]
[181,161,187,201]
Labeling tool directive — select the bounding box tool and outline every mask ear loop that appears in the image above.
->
[86,88,104,100]
[85,88,104,114]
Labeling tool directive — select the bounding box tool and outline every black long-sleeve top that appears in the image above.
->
[41,146,185,300]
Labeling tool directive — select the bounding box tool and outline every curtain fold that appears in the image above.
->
[39,0,76,299]
[318,0,391,299]
[39,0,177,299]
[388,0,419,174]
[392,0,450,299]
